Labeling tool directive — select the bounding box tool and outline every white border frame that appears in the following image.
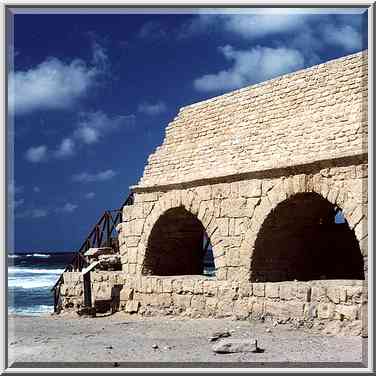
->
[1,1,374,373]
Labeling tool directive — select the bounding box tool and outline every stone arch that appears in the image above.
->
[241,174,367,280]
[137,189,223,277]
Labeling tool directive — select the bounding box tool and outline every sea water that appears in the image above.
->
[8,250,215,316]
[8,252,75,316]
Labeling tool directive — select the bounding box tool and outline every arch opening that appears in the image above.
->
[250,192,364,282]
[142,207,215,276]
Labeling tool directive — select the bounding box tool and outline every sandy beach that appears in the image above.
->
[8,313,367,368]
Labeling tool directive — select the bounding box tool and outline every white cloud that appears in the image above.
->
[73,111,133,145]
[138,101,167,116]
[179,11,307,39]
[30,209,48,218]
[194,45,305,92]
[74,126,100,144]
[25,145,48,163]
[9,42,108,115]
[16,208,48,219]
[85,192,96,199]
[72,169,117,183]
[322,24,363,52]
[33,186,40,193]
[56,202,78,213]
[55,138,75,159]
[49,111,136,161]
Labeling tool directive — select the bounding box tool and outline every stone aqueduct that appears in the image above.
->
[61,51,368,333]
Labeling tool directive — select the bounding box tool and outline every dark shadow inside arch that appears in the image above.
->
[250,192,364,282]
[142,207,215,276]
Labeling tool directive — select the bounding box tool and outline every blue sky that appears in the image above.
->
[9,8,368,252]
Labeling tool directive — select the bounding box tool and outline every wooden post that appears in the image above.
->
[83,271,92,308]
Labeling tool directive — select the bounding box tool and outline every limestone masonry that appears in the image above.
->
[60,51,368,336]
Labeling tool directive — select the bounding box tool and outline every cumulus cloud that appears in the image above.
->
[56,202,78,213]
[322,24,363,52]
[194,45,305,92]
[183,11,307,40]
[55,138,75,159]
[9,42,108,115]
[73,111,134,145]
[72,169,117,183]
[25,145,48,163]
[84,192,96,199]
[138,101,167,116]
[184,11,365,93]
[46,111,136,161]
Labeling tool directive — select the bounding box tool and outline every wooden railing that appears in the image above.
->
[51,192,134,312]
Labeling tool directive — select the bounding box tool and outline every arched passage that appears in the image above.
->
[250,192,364,282]
[142,207,214,276]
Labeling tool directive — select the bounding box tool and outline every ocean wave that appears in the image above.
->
[8,267,64,275]
[8,254,20,259]
[8,305,53,316]
[26,253,51,258]
[8,274,61,289]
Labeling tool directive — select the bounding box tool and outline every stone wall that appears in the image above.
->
[137,51,367,188]
[59,272,367,335]
[119,162,368,282]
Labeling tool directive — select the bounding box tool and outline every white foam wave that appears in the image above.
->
[8,279,55,289]
[8,254,20,259]
[26,253,51,258]
[9,267,64,275]
[8,305,53,316]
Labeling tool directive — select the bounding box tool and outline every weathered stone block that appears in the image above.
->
[265,301,304,319]
[252,283,265,297]
[317,302,336,319]
[206,297,218,315]
[296,283,311,302]
[238,281,251,298]
[203,280,218,297]
[172,294,192,309]
[120,287,134,301]
[212,339,258,354]
[335,304,358,321]
[304,303,318,319]
[196,186,212,201]
[265,283,279,298]
[279,283,297,300]
[249,297,264,318]
[217,218,229,236]
[182,279,195,293]
[162,279,173,293]
[310,285,327,302]
[125,300,140,313]
[220,198,247,218]
[216,299,234,318]
[172,279,183,294]
[233,298,250,319]
[346,286,363,304]
[327,286,340,304]
[190,295,206,311]
[239,180,262,198]
[212,183,230,199]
